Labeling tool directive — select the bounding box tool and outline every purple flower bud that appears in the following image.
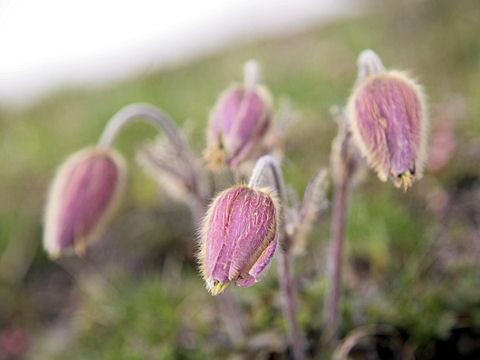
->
[198,185,278,295]
[347,71,428,190]
[205,84,273,168]
[43,147,126,258]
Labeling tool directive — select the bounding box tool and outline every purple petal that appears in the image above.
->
[354,80,391,177]
[354,74,422,177]
[55,151,121,250]
[235,234,277,287]
[208,85,244,146]
[228,189,276,281]
[203,186,277,290]
[248,233,277,279]
[205,186,246,283]
[227,89,271,166]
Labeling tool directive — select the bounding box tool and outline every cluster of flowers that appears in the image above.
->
[42,49,428,357]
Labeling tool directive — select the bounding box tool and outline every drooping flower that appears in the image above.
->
[204,63,273,169]
[198,185,278,295]
[43,147,126,258]
[347,51,428,190]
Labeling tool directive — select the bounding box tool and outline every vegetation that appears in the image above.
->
[0,0,479,358]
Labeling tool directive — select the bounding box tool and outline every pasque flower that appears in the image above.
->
[198,185,278,295]
[43,147,126,258]
[347,50,428,190]
[205,61,273,168]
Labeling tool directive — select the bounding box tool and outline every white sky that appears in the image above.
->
[0,0,358,103]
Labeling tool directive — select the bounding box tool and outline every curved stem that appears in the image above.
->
[249,155,305,360]
[355,49,386,86]
[97,103,187,154]
[98,103,244,345]
[248,156,285,208]
[243,59,262,89]
[248,155,288,251]
[98,102,208,210]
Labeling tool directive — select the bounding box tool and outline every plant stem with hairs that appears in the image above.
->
[324,107,359,343]
[249,155,306,360]
[325,177,348,342]
[98,103,246,344]
[324,51,386,342]
[98,102,210,219]
[98,103,188,152]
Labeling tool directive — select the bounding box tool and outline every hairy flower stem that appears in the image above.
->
[325,179,348,343]
[243,59,262,89]
[277,245,305,360]
[219,291,246,345]
[249,156,306,360]
[98,103,187,152]
[324,107,358,344]
[98,102,206,214]
[99,103,245,344]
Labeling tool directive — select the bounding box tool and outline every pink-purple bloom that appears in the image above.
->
[43,147,126,258]
[205,84,273,168]
[347,71,428,190]
[198,185,278,295]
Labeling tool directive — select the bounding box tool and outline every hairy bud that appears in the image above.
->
[205,83,273,169]
[43,147,126,258]
[347,66,428,190]
[198,185,278,295]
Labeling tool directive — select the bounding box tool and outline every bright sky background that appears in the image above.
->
[0,0,358,103]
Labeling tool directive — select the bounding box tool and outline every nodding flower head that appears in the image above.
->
[43,147,126,258]
[198,185,278,295]
[205,62,273,169]
[347,51,428,190]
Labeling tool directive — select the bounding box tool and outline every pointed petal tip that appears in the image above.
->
[356,49,386,82]
[393,171,414,191]
[46,248,61,260]
[209,281,231,296]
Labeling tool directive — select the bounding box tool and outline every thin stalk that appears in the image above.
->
[99,103,244,344]
[219,291,246,346]
[325,179,348,342]
[97,103,186,153]
[324,106,357,345]
[249,155,306,360]
[98,102,206,213]
[355,49,386,87]
[243,59,262,89]
[277,245,305,360]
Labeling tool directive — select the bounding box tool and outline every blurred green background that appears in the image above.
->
[1,0,480,358]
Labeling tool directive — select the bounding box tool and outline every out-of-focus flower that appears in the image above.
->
[198,185,278,295]
[0,326,29,358]
[427,117,456,173]
[204,62,273,169]
[43,147,126,258]
[347,51,428,190]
